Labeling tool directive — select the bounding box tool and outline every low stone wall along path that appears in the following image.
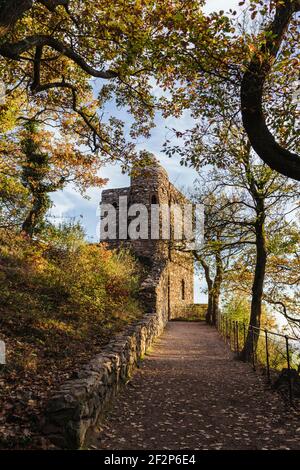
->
[87,322,300,450]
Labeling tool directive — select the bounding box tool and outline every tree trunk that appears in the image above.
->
[241,0,300,181]
[199,258,214,324]
[201,250,223,326]
[22,192,48,237]
[0,1,70,38]
[206,291,214,324]
[241,203,267,361]
[0,0,33,38]
[210,250,223,326]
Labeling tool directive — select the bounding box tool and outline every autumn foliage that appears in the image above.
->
[0,225,142,448]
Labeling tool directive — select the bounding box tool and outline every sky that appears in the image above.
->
[50,0,242,302]
[50,0,241,237]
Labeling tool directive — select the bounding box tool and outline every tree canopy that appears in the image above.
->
[0,1,299,178]
[0,0,202,163]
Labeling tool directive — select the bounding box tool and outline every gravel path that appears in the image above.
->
[87,322,300,450]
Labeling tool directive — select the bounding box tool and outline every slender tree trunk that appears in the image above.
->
[206,291,213,324]
[22,209,35,237]
[211,250,223,326]
[200,250,223,326]
[241,203,267,361]
[199,258,214,324]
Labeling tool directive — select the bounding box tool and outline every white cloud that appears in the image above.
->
[50,190,77,217]
[50,0,242,241]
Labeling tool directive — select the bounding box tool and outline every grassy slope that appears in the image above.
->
[0,230,142,449]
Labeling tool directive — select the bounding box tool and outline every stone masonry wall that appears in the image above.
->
[100,157,195,320]
[44,261,169,449]
[168,260,194,319]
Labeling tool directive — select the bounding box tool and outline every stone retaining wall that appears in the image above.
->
[177,303,208,320]
[44,261,169,449]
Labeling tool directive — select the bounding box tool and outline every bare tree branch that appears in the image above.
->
[0,35,118,79]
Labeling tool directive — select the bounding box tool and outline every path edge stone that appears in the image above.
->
[44,261,169,449]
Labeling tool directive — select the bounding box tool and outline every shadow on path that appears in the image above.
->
[87,322,300,450]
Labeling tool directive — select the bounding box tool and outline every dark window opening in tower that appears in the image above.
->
[181,279,185,300]
[151,195,157,205]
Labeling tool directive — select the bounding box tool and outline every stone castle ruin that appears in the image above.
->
[45,156,206,448]
[100,155,202,320]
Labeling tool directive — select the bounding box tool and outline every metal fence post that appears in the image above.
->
[285,336,293,405]
[218,318,299,407]
[264,329,270,382]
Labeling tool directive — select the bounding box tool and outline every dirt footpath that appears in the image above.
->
[88,322,300,450]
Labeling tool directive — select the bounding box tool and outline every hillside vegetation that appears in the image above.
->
[0,225,142,448]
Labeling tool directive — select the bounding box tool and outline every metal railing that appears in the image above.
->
[217,314,300,406]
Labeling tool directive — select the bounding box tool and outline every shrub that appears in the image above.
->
[0,224,143,362]
[0,224,143,448]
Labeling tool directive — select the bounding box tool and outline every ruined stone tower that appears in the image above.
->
[100,155,195,319]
